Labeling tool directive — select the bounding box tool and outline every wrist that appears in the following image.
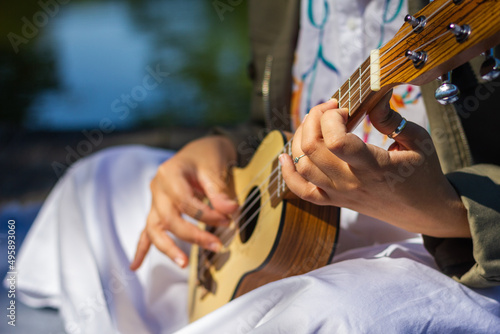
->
[212,135,237,164]
[399,183,470,238]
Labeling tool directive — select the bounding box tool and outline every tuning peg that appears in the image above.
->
[447,23,471,43]
[480,48,500,81]
[404,15,426,32]
[405,50,427,68]
[435,71,460,105]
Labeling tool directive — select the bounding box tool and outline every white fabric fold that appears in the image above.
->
[177,257,500,334]
[9,145,500,334]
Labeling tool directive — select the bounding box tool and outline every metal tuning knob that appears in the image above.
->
[405,50,427,69]
[448,23,471,43]
[435,71,460,105]
[480,48,500,81]
[404,15,426,33]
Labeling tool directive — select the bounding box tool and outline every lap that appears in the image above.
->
[179,256,500,334]
[16,145,191,333]
[12,145,500,334]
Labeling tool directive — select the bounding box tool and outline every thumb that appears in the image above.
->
[369,90,432,151]
[198,168,239,215]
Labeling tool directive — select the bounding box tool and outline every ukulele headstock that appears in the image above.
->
[378,0,500,88]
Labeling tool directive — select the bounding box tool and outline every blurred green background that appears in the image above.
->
[1,3,251,331]
[1,0,250,130]
[0,0,250,204]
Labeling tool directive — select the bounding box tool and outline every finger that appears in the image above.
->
[130,229,152,271]
[279,153,330,205]
[168,214,222,253]
[300,99,339,155]
[294,110,351,190]
[312,98,339,113]
[145,210,190,268]
[370,91,433,152]
[198,169,239,216]
[300,98,373,171]
[180,196,232,226]
[153,175,230,226]
[320,108,382,169]
[291,122,333,190]
[150,195,222,252]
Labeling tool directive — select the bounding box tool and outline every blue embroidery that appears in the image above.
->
[377,0,404,48]
[299,0,403,112]
[302,0,338,111]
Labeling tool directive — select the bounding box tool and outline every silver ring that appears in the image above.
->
[388,117,407,139]
[293,154,306,164]
[193,209,203,221]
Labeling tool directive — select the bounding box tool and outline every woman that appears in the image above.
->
[15,0,500,332]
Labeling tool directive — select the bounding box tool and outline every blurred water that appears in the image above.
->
[28,2,158,129]
[1,0,250,130]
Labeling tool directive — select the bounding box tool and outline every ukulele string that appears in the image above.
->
[341,0,451,94]
[380,0,452,58]
[196,143,291,267]
[237,0,451,210]
[229,139,292,211]
[198,1,452,268]
[198,56,408,266]
[199,54,405,265]
[197,140,292,261]
[201,55,393,262]
[197,168,286,273]
[220,0,449,218]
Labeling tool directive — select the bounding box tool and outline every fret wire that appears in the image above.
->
[200,47,435,270]
[359,66,362,107]
[202,0,460,264]
[201,54,409,265]
[338,84,342,109]
[277,156,281,199]
[348,77,351,112]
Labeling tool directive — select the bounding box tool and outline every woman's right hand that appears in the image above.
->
[130,135,239,270]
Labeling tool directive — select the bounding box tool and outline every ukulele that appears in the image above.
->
[188,0,500,321]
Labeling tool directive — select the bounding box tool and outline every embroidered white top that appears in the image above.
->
[292,0,430,254]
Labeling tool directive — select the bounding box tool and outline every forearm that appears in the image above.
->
[392,177,470,238]
[423,164,500,288]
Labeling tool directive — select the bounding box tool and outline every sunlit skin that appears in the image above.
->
[131,93,470,270]
[130,136,239,270]
[280,94,470,240]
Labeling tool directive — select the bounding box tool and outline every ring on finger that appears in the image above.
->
[193,209,203,221]
[293,154,306,164]
[388,117,407,139]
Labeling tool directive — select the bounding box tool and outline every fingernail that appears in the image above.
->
[174,256,186,268]
[226,199,238,207]
[208,242,222,253]
[219,195,237,206]
[279,154,285,163]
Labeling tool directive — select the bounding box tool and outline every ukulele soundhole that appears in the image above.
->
[239,186,261,243]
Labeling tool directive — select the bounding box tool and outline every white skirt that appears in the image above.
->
[12,146,500,333]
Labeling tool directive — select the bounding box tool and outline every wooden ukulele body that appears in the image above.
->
[188,130,340,321]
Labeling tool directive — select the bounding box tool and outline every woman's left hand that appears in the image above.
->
[279,93,470,238]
